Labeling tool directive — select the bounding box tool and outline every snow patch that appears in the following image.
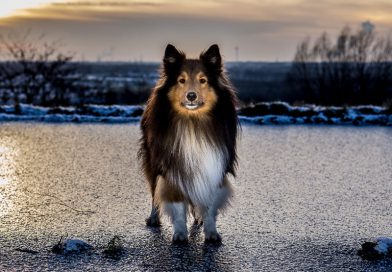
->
[375,237,392,254]
[358,236,392,261]
[52,238,93,254]
[238,102,391,126]
[0,104,143,123]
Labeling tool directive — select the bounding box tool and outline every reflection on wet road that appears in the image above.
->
[0,123,391,271]
[0,138,18,218]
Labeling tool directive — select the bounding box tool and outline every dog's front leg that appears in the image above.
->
[203,178,233,243]
[163,201,188,243]
[202,205,221,243]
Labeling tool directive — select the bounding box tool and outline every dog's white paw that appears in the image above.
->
[204,231,222,244]
[172,232,188,244]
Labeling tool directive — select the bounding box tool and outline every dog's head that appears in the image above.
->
[162,44,223,116]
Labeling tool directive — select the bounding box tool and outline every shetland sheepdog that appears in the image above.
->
[139,44,239,244]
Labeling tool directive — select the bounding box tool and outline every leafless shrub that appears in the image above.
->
[0,30,77,106]
[287,22,392,105]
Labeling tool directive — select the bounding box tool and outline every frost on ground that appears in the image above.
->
[358,237,392,261]
[0,102,391,125]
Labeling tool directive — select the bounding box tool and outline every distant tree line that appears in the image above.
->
[0,25,391,107]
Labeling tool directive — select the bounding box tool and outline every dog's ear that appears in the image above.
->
[200,44,222,73]
[163,44,185,70]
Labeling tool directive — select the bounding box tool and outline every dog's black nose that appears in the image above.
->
[186,91,197,102]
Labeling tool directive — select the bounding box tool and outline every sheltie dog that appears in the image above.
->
[139,44,239,244]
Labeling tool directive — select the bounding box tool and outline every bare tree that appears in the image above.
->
[287,22,392,105]
[0,30,77,106]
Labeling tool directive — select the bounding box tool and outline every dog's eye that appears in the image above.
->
[179,78,186,84]
[199,78,207,84]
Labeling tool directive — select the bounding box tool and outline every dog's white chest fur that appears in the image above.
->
[174,125,226,207]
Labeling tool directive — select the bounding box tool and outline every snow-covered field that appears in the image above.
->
[0,102,391,125]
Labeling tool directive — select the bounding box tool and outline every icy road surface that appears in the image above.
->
[0,123,392,271]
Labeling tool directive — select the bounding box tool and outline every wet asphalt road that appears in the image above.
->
[0,123,392,271]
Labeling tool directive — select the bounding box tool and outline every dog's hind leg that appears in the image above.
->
[191,205,203,225]
[146,175,161,227]
[203,177,233,243]
[146,201,161,227]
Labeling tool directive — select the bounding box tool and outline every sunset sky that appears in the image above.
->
[0,0,391,61]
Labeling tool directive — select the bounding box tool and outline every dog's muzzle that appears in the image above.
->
[183,91,203,110]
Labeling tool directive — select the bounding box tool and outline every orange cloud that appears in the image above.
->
[0,0,391,61]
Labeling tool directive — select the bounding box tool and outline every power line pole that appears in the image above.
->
[235,46,239,62]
